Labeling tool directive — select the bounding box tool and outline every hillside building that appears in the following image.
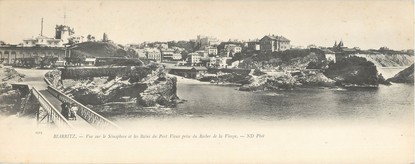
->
[259,35,290,52]
[247,41,260,51]
[196,35,220,49]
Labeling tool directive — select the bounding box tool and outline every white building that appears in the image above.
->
[224,44,242,57]
[55,25,74,44]
[196,35,220,48]
[205,46,218,56]
[134,48,148,59]
[172,53,182,60]
[216,57,231,68]
[195,50,208,57]
[146,48,162,62]
[187,53,202,65]
[23,35,63,47]
[161,48,175,61]
[321,49,336,63]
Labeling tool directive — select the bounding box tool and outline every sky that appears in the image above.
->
[0,0,413,50]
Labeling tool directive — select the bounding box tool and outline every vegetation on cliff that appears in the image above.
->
[70,42,132,58]
[387,64,414,84]
[324,56,389,86]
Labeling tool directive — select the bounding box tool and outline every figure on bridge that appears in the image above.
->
[61,102,77,120]
[60,102,70,119]
[69,103,78,120]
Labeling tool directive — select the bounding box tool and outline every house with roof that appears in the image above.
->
[161,48,175,61]
[331,41,359,62]
[225,44,242,55]
[259,35,290,52]
[187,52,202,66]
[146,48,162,62]
[321,49,336,63]
[172,53,182,60]
[204,46,218,56]
[247,41,260,51]
[311,48,336,63]
[196,35,221,49]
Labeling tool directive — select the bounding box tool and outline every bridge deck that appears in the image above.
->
[39,90,95,130]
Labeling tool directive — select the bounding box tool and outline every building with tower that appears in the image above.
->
[55,25,75,44]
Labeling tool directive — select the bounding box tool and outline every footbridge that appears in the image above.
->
[20,78,120,130]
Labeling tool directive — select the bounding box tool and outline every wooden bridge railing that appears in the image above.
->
[31,87,74,129]
[45,80,120,130]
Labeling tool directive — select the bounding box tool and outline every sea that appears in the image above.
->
[113,67,413,122]
[0,67,412,163]
[108,67,413,163]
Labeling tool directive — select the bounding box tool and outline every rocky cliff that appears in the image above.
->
[45,69,63,88]
[355,54,413,67]
[239,73,298,91]
[324,56,389,87]
[0,66,26,115]
[239,70,335,91]
[48,63,179,107]
[239,56,391,91]
[387,64,414,83]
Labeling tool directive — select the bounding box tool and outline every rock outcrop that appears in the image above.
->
[137,76,179,106]
[296,71,336,87]
[239,73,298,91]
[239,70,335,91]
[1,67,25,82]
[49,63,179,107]
[387,64,414,83]
[0,66,26,115]
[324,56,389,87]
[355,54,414,67]
[238,56,393,91]
[45,69,63,88]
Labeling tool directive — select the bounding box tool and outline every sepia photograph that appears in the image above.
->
[0,0,413,163]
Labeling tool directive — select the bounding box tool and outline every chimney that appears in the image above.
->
[40,18,43,36]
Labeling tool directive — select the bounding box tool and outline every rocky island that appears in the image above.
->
[230,49,391,91]
[387,64,414,84]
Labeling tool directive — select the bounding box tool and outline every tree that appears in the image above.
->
[87,34,92,42]
[232,52,243,62]
[181,51,191,61]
